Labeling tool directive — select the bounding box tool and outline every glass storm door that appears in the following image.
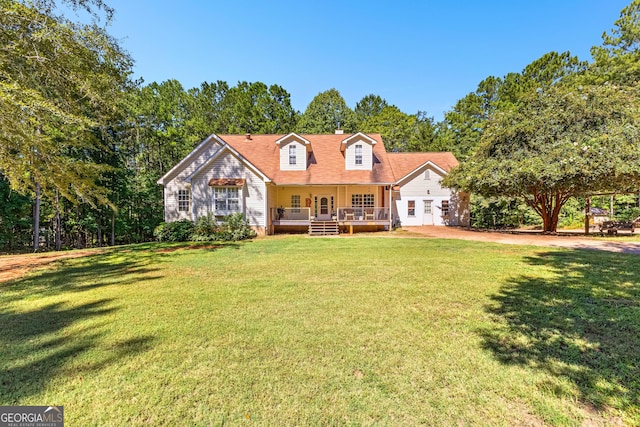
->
[320,197,329,214]
[318,197,330,220]
[423,200,434,225]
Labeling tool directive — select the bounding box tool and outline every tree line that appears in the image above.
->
[2,0,640,251]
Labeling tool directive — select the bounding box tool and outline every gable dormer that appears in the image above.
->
[275,133,311,171]
[341,132,377,171]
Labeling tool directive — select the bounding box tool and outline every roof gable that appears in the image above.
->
[387,152,459,184]
[156,134,223,185]
[275,132,311,149]
[185,143,271,183]
[340,132,377,152]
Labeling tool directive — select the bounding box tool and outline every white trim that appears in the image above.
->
[341,132,377,147]
[395,161,448,186]
[157,134,218,185]
[275,132,311,147]
[185,145,271,184]
[211,185,243,216]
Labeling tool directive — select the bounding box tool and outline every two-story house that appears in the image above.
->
[156,132,469,235]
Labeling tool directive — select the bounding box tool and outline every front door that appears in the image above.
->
[316,195,332,220]
[423,200,434,225]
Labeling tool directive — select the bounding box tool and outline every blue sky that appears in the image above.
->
[97,0,630,120]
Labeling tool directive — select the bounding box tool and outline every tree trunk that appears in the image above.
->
[610,195,615,219]
[33,181,41,252]
[97,221,102,247]
[532,192,568,233]
[76,205,83,249]
[584,197,591,235]
[111,210,115,246]
[55,189,61,250]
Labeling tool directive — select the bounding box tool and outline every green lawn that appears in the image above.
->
[1,236,638,425]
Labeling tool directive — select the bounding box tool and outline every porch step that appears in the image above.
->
[309,221,339,236]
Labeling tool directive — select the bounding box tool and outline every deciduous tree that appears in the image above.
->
[444,84,640,232]
[296,89,356,134]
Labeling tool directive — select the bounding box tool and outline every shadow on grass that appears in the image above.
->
[0,244,186,402]
[481,249,640,414]
[0,243,208,303]
[0,298,155,402]
[0,242,237,402]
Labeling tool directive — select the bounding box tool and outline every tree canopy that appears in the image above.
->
[296,89,356,134]
[444,83,640,232]
[0,0,133,206]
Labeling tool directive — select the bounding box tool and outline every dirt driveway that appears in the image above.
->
[403,226,640,255]
[0,250,98,284]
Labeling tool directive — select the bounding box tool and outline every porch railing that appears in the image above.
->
[336,207,389,221]
[272,207,311,221]
[272,207,391,222]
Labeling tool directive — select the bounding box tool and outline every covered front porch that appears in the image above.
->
[268,184,394,234]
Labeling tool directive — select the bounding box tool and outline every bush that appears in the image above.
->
[154,214,256,243]
[153,219,194,242]
[470,195,540,229]
[219,213,257,241]
[190,214,220,241]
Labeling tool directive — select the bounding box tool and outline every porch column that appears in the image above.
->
[388,186,393,232]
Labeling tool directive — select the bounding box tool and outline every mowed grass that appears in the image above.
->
[1,236,639,426]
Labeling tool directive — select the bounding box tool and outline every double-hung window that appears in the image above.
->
[441,200,450,217]
[355,144,363,165]
[177,190,190,212]
[214,187,240,215]
[289,145,296,165]
[291,195,300,213]
[408,200,416,216]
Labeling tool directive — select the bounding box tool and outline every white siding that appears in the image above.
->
[190,151,266,227]
[163,141,223,222]
[394,164,468,226]
[279,140,307,171]
[345,139,373,170]
[400,165,451,198]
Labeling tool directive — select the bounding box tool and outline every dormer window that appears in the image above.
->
[289,145,296,165]
[342,133,376,171]
[276,133,310,171]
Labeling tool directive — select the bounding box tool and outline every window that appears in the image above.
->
[424,170,431,180]
[177,190,190,212]
[355,144,363,165]
[441,200,450,217]
[289,144,296,165]
[351,194,374,208]
[408,200,415,216]
[291,195,300,213]
[424,200,432,214]
[214,187,240,214]
[363,194,374,207]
